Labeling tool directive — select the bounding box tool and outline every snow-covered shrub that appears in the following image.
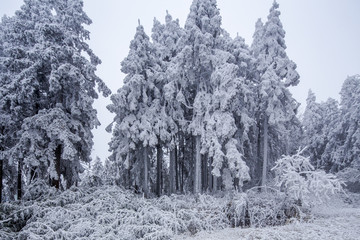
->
[224,193,248,227]
[1,186,234,239]
[337,167,360,192]
[23,180,56,201]
[225,188,301,228]
[246,187,290,227]
[272,149,345,207]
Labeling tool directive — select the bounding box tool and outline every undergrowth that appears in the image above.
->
[0,184,317,240]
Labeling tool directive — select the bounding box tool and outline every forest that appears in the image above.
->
[0,0,359,239]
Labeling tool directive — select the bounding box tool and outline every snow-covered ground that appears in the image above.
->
[1,184,358,240]
[176,201,360,240]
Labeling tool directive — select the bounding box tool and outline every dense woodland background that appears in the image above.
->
[0,0,359,203]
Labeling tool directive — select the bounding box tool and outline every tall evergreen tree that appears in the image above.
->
[108,22,165,197]
[336,75,360,171]
[318,98,341,171]
[223,34,257,187]
[164,0,250,193]
[302,90,326,167]
[152,12,185,195]
[185,0,224,193]
[0,0,110,195]
[251,1,300,186]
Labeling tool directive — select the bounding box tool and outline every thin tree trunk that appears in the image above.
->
[202,154,208,192]
[179,132,185,193]
[175,144,179,191]
[261,117,268,187]
[213,175,217,192]
[156,144,163,197]
[0,129,3,202]
[143,146,149,198]
[0,158,3,203]
[208,157,213,192]
[285,130,290,155]
[17,160,22,200]
[127,167,131,189]
[170,147,176,194]
[256,121,262,186]
[194,135,201,194]
[51,144,62,189]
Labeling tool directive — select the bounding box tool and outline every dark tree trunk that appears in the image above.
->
[0,128,3,202]
[156,144,163,197]
[179,132,185,193]
[175,144,179,191]
[17,160,22,200]
[262,117,268,187]
[213,175,217,192]
[194,135,201,194]
[51,144,62,189]
[169,147,176,194]
[256,121,262,186]
[143,146,149,198]
[201,154,208,192]
[208,157,213,192]
[127,168,131,189]
[0,158,3,203]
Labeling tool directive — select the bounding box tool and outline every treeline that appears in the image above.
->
[0,0,358,203]
[302,75,360,191]
[0,0,110,202]
[106,0,300,197]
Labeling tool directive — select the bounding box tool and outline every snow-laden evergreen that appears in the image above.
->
[251,1,300,187]
[302,75,360,191]
[152,12,185,195]
[0,0,110,198]
[1,0,359,238]
[107,23,167,197]
[105,0,307,196]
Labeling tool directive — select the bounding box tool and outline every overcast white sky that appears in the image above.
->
[1,0,360,161]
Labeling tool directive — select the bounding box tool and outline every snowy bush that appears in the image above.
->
[246,187,289,227]
[272,149,345,207]
[225,188,301,228]
[224,192,248,227]
[0,186,234,239]
[23,180,57,201]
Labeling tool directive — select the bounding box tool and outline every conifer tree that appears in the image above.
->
[164,0,251,193]
[224,34,257,186]
[317,75,360,175]
[0,0,110,194]
[108,22,165,197]
[251,1,300,186]
[302,90,325,167]
[337,75,360,172]
[317,98,340,171]
[152,12,184,195]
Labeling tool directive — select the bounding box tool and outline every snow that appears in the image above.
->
[175,199,360,240]
[1,183,359,240]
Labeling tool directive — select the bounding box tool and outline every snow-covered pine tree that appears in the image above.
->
[108,22,165,197]
[0,10,40,200]
[152,12,184,195]
[302,90,326,167]
[223,34,257,187]
[164,0,251,193]
[336,75,360,172]
[0,17,12,202]
[92,156,104,178]
[251,1,300,187]
[0,0,110,194]
[169,0,223,193]
[318,75,360,181]
[201,46,252,191]
[313,98,339,172]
